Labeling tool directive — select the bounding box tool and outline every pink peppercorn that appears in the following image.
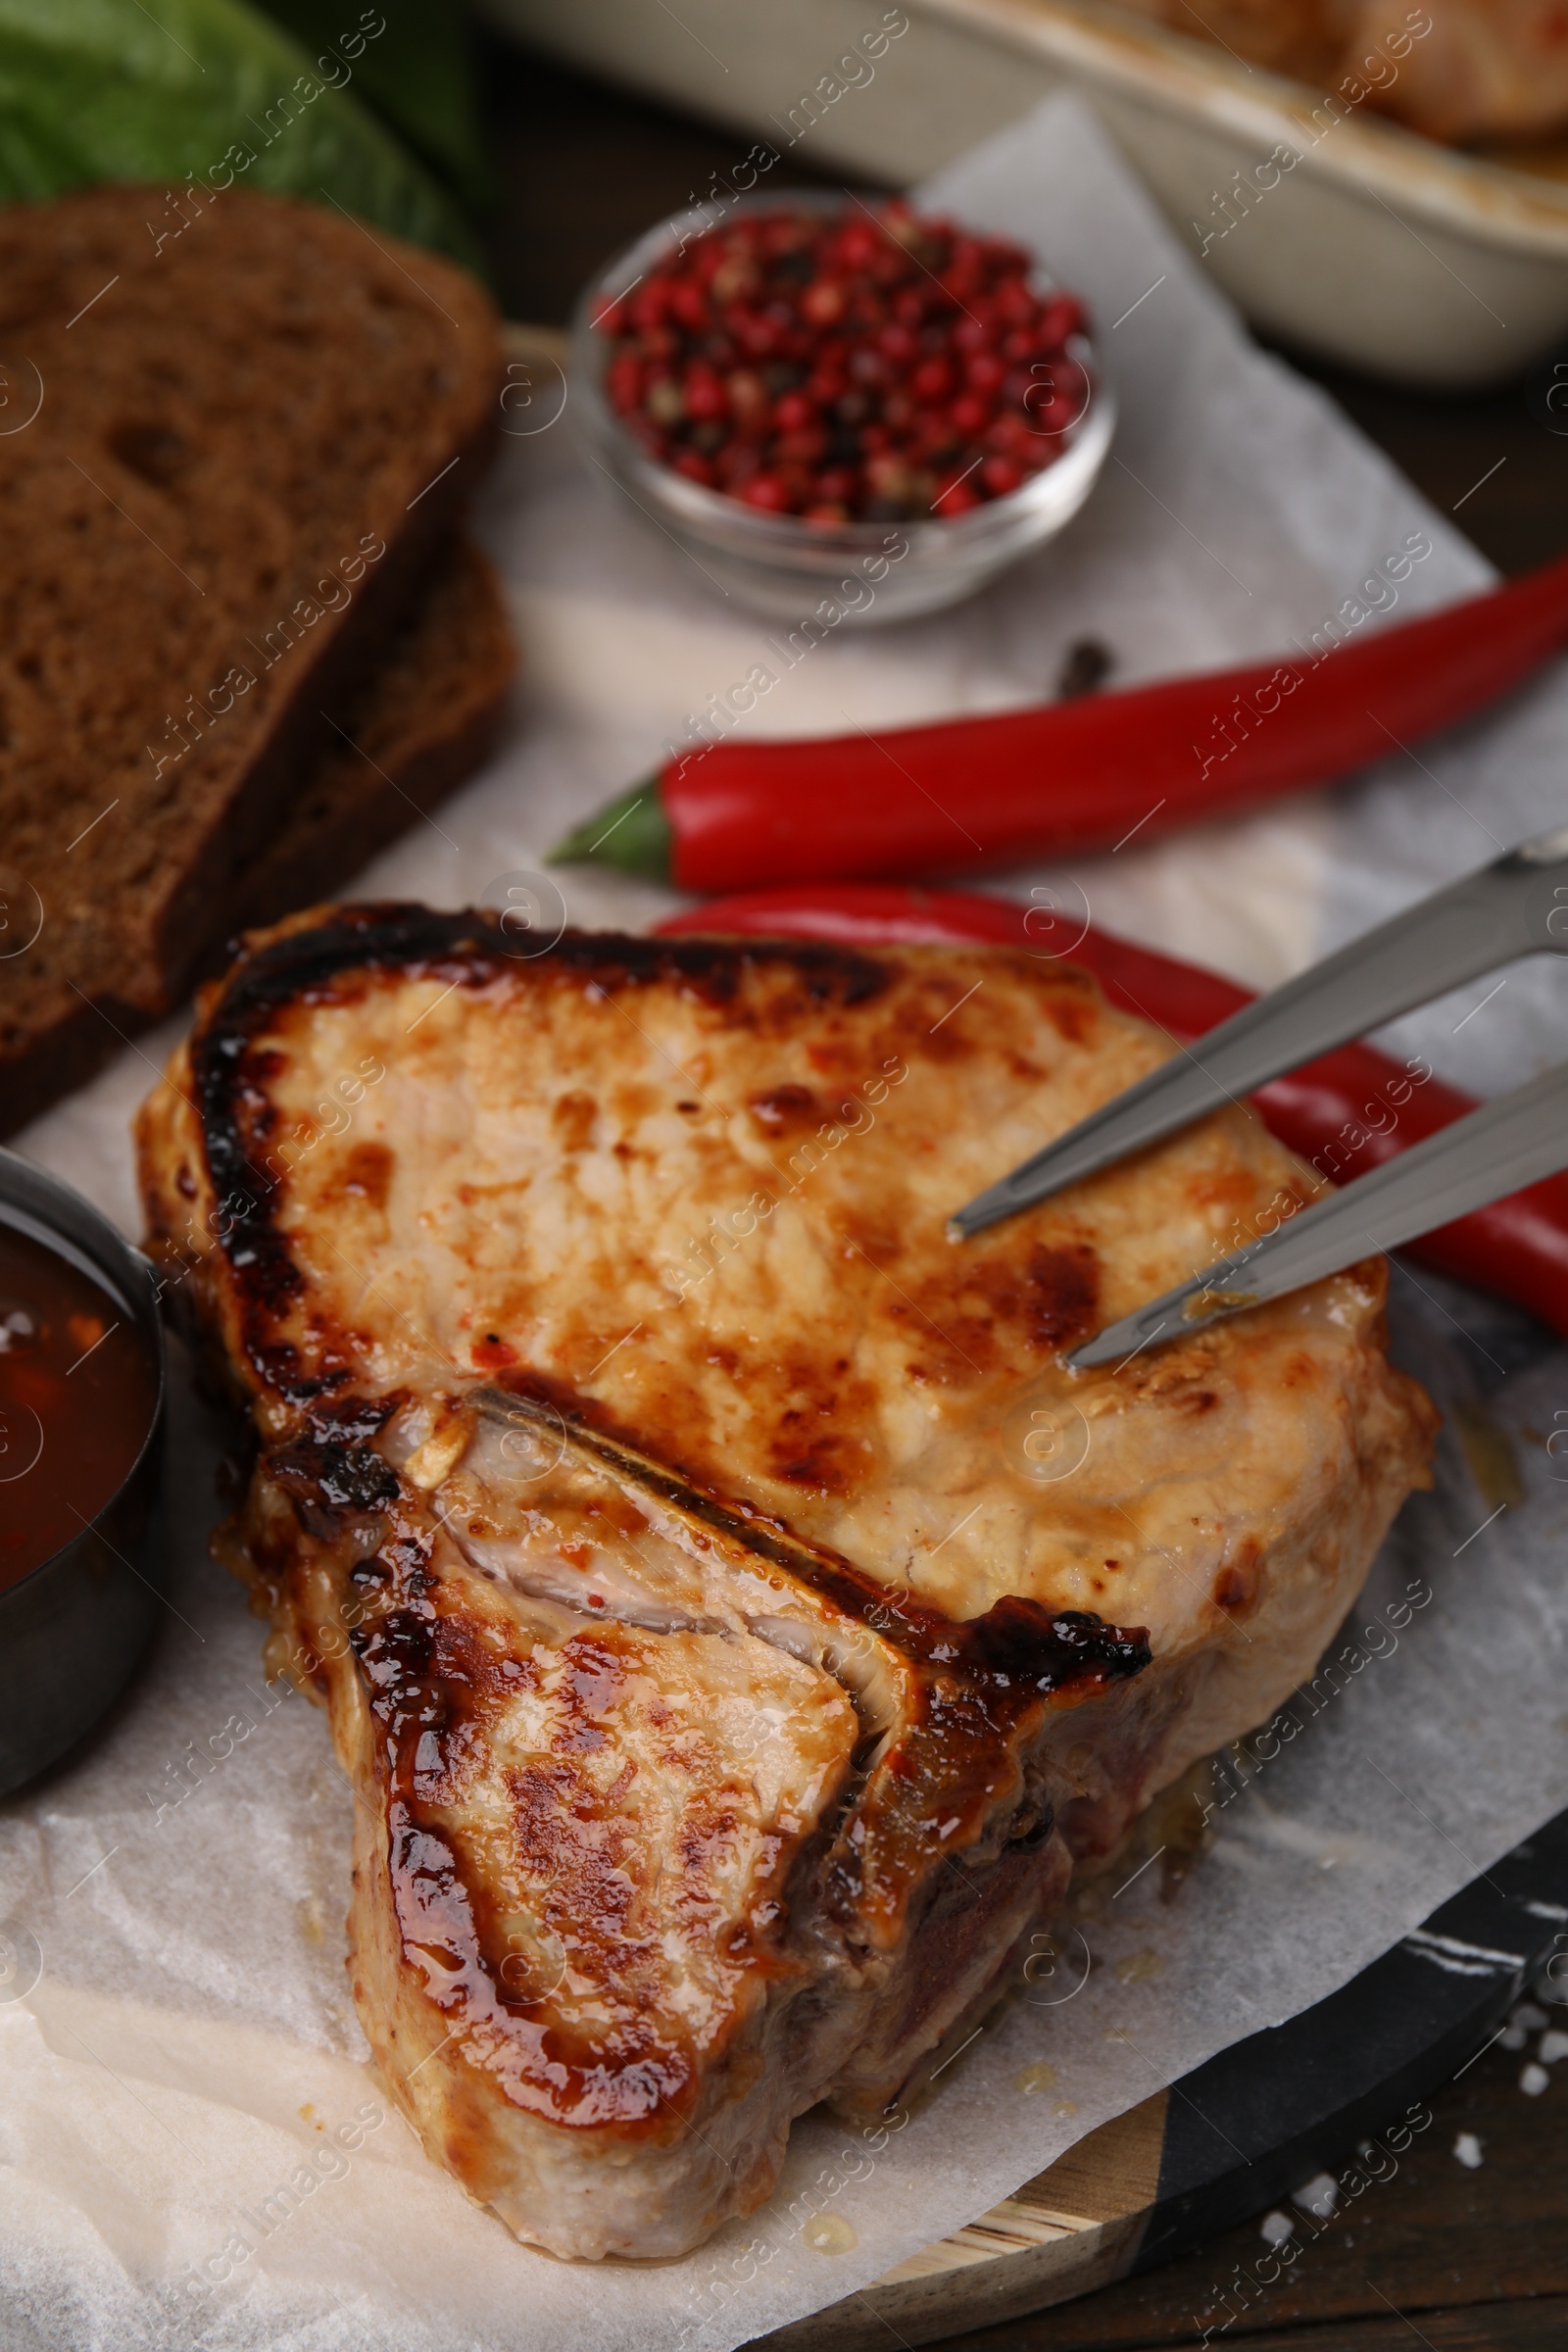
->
[598,202,1092,523]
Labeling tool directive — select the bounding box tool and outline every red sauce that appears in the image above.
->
[0,1221,157,1591]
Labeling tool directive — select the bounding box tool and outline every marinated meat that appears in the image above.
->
[136,907,1434,2259]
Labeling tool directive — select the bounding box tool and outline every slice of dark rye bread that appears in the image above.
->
[0,532,515,1138]
[220,535,515,948]
[0,183,502,1133]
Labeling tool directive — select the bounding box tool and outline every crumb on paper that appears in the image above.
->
[1453,2132,1484,2169]
[1294,2172,1337,2219]
[1260,2209,1294,2246]
[1015,2063,1056,2094]
[803,2215,857,2255]
[1114,1950,1164,1985]
[1054,636,1114,701]
[1520,2061,1550,2096]
[1451,1398,1524,1511]
[1053,2099,1078,2117]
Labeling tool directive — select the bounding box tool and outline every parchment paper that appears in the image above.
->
[6,94,1568,2352]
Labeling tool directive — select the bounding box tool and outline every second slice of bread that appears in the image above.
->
[220,538,517,950]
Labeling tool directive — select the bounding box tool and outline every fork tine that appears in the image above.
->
[1068,1059,1568,1369]
[952,824,1568,1241]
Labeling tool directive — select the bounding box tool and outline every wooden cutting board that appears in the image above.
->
[762,1805,1568,2350]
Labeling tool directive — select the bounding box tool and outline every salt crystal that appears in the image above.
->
[1499,2026,1528,2050]
[1293,2172,1337,2219]
[1453,2132,1484,2169]
[1541,2031,1568,2066]
[1520,2062,1550,2096]
[1259,2210,1294,2246]
[1512,2001,1548,2031]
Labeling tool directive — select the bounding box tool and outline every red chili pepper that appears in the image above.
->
[654,882,1568,1343]
[554,549,1568,889]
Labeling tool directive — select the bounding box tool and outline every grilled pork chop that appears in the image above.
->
[137,907,1434,2260]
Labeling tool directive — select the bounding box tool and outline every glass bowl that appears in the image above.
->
[569,190,1115,627]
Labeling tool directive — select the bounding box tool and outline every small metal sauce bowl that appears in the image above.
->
[0,1148,167,1797]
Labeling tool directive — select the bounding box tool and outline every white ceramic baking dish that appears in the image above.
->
[478,0,1568,388]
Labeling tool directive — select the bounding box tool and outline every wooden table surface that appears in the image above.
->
[475,33,1568,2347]
[933,2020,1568,2350]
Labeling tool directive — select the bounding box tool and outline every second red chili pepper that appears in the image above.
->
[557,547,1568,890]
[654,881,1568,1344]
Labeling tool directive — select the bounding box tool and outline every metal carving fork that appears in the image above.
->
[949,823,1568,1370]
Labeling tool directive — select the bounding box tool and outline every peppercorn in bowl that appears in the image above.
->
[570,191,1114,623]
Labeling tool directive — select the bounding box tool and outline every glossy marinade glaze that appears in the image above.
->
[136,906,1434,2258]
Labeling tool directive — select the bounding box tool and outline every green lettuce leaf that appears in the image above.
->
[0,0,481,266]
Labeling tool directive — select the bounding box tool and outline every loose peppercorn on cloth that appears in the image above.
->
[8,91,1568,2352]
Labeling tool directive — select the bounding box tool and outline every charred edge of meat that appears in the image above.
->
[269,1439,402,1513]
[965,1595,1151,1689]
[210,906,894,1030]
[476,1388,1152,1702]
[303,1393,405,1446]
[265,1434,402,1545]
[188,906,893,1391]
